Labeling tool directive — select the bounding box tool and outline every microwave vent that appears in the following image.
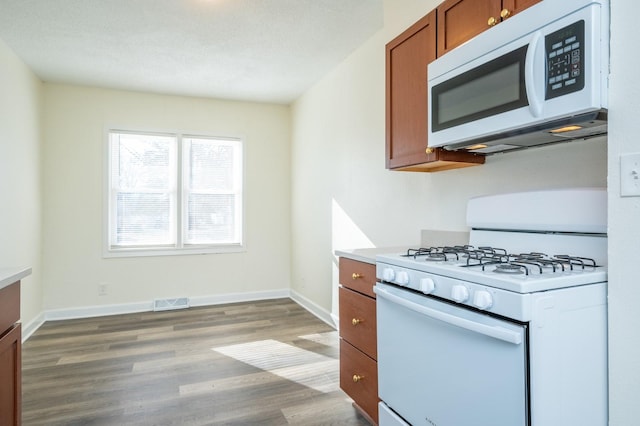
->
[445,111,607,155]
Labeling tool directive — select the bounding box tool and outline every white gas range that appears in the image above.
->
[375,188,608,426]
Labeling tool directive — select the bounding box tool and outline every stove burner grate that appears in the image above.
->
[425,252,447,261]
[401,246,598,276]
[402,246,473,262]
[494,264,526,275]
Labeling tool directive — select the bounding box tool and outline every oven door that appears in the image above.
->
[375,282,529,426]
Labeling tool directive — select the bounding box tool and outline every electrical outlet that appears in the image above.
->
[621,153,640,197]
[98,282,108,296]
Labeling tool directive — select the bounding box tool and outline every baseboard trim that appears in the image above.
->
[330,312,339,330]
[44,301,153,322]
[189,289,290,307]
[21,312,46,343]
[22,288,296,341]
[290,289,336,329]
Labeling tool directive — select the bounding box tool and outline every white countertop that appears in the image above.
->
[336,231,470,265]
[0,267,32,291]
[335,247,411,264]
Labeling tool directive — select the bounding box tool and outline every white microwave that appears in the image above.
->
[427,0,609,154]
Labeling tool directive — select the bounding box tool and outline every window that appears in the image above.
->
[106,130,243,256]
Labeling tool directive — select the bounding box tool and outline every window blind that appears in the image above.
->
[184,137,242,245]
[107,131,242,254]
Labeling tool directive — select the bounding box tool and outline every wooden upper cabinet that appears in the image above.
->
[385,0,541,171]
[503,0,543,16]
[385,11,484,172]
[437,0,542,57]
[386,12,436,170]
[437,0,501,56]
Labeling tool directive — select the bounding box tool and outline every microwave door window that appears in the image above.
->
[432,45,528,132]
[438,63,520,123]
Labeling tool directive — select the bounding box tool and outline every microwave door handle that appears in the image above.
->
[374,286,523,345]
[525,31,545,117]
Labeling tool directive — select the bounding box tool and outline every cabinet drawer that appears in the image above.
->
[339,258,376,298]
[339,286,377,360]
[0,282,20,335]
[340,339,379,424]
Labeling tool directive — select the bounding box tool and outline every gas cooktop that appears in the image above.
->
[377,245,607,294]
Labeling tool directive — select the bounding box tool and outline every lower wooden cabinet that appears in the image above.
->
[339,286,376,360]
[339,258,376,298]
[339,257,379,424]
[0,281,22,426]
[0,323,21,426]
[340,339,378,423]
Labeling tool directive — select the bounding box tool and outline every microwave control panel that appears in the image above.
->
[545,20,585,99]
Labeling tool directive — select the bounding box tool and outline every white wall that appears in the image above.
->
[291,0,607,316]
[607,0,640,423]
[41,85,291,311]
[0,39,43,326]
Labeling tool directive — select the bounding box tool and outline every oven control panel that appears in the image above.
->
[377,262,524,320]
[473,290,494,309]
[451,284,470,303]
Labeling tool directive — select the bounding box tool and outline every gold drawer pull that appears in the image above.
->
[352,374,364,383]
[488,16,498,26]
[351,273,362,280]
[352,318,362,326]
[500,8,511,19]
[425,147,434,154]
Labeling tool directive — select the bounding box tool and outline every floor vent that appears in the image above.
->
[153,297,190,312]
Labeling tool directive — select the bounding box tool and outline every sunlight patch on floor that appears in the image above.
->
[209,339,339,393]
[298,331,339,346]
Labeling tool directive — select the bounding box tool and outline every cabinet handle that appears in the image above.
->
[488,16,498,26]
[351,273,362,280]
[500,8,511,19]
[352,318,362,326]
[425,147,434,154]
[352,374,364,383]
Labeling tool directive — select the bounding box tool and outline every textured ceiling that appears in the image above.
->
[0,0,383,104]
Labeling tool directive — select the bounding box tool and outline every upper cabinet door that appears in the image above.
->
[385,10,485,172]
[437,0,542,57]
[385,11,436,170]
[502,0,542,17]
[437,0,502,57]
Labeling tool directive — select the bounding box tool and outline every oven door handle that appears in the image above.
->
[374,287,523,345]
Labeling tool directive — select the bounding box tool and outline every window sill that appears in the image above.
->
[103,244,245,258]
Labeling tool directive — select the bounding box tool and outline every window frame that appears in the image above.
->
[104,128,245,258]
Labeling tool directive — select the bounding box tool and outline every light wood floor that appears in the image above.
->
[21,299,370,426]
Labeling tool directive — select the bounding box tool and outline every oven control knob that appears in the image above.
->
[419,277,435,294]
[382,268,395,282]
[451,285,469,303]
[473,290,493,310]
[396,271,410,286]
